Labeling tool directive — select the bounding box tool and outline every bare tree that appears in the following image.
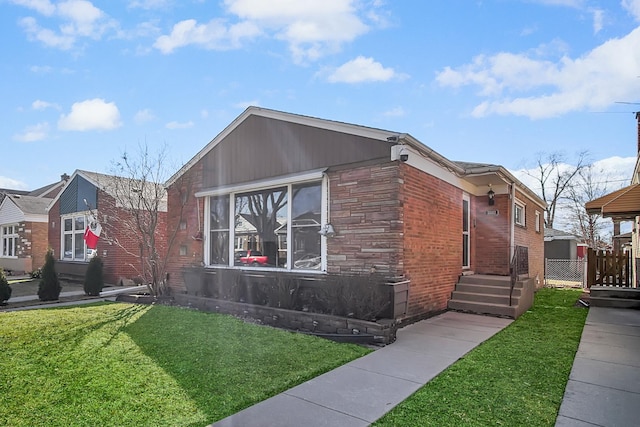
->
[100,143,189,296]
[524,151,590,228]
[565,165,611,249]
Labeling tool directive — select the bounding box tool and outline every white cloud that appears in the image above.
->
[154,18,261,53]
[327,56,404,83]
[134,108,156,124]
[58,98,122,131]
[436,26,640,119]
[14,0,115,50]
[0,176,29,190]
[165,120,194,129]
[382,107,405,117]
[155,0,382,63]
[622,0,640,21]
[591,8,604,34]
[32,99,59,110]
[13,122,50,142]
[128,0,171,10]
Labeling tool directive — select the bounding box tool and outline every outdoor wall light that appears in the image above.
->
[319,224,336,237]
[488,185,495,206]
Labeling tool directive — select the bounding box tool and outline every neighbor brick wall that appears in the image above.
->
[400,164,464,317]
[474,193,511,275]
[514,189,544,288]
[165,161,205,293]
[48,199,61,259]
[327,163,403,276]
[28,221,48,271]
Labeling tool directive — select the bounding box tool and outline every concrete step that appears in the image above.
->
[447,299,516,318]
[590,287,640,300]
[454,283,522,297]
[458,275,513,287]
[451,291,519,306]
[589,297,640,309]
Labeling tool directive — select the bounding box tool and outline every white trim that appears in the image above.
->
[195,169,326,198]
[514,200,526,227]
[462,194,471,269]
[535,210,541,232]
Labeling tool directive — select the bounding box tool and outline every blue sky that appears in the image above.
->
[3,0,640,192]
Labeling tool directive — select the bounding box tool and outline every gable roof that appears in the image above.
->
[47,169,167,213]
[544,228,579,242]
[6,194,52,216]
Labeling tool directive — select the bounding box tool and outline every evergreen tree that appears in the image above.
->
[38,249,62,301]
[0,269,11,305]
[83,256,104,296]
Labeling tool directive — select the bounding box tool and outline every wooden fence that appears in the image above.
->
[586,248,631,288]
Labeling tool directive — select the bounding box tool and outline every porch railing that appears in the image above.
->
[510,246,529,306]
[587,248,632,288]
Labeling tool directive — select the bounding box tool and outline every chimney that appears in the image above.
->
[61,173,70,181]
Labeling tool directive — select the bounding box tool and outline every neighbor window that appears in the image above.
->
[204,178,323,271]
[514,201,525,227]
[535,210,541,232]
[1,225,18,258]
[62,214,87,261]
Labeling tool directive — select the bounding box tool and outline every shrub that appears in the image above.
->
[0,269,11,304]
[38,249,62,301]
[84,256,104,296]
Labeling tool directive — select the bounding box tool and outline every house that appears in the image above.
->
[164,107,545,322]
[46,170,168,286]
[544,228,580,260]
[0,178,66,275]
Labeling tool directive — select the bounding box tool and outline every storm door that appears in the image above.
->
[462,194,470,269]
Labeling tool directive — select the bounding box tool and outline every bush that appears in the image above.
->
[84,256,104,296]
[0,269,11,304]
[38,249,62,301]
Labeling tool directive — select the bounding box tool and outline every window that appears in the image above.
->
[514,201,525,227]
[1,225,18,258]
[205,179,323,271]
[62,214,87,261]
[535,211,541,232]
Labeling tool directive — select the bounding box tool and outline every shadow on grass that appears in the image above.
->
[123,305,370,425]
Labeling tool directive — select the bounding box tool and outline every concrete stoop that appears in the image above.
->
[447,275,535,319]
[589,286,640,309]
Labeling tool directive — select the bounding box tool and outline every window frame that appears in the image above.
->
[1,224,18,258]
[535,210,541,232]
[514,200,526,227]
[60,212,89,262]
[201,172,327,272]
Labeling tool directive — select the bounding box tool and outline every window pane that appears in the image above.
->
[210,195,229,229]
[74,233,84,259]
[64,235,73,258]
[235,187,288,268]
[210,231,229,265]
[75,216,85,232]
[64,218,73,232]
[291,183,321,270]
[462,199,469,232]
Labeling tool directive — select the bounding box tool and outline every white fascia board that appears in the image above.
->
[195,168,327,198]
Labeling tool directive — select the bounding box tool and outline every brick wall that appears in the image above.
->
[514,189,544,288]
[400,164,463,317]
[165,162,205,292]
[327,163,403,276]
[474,193,510,275]
[48,199,60,259]
[29,221,49,271]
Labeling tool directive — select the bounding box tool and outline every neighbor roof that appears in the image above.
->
[5,194,52,216]
[585,184,640,219]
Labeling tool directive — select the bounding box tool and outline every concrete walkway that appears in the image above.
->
[556,307,640,427]
[212,311,513,427]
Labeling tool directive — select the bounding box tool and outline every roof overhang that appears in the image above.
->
[585,184,640,220]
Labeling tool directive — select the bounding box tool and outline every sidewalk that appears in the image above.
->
[212,311,513,427]
[556,306,640,427]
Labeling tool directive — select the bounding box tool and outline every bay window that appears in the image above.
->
[1,225,18,258]
[203,176,325,271]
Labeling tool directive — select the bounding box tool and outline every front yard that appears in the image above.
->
[0,302,370,426]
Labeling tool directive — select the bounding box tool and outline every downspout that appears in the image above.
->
[510,182,516,262]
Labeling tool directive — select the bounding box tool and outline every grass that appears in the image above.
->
[0,302,371,426]
[374,288,587,427]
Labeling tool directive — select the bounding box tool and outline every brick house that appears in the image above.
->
[47,170,167,286]
[0,179,65,275]
[165,107,545,321]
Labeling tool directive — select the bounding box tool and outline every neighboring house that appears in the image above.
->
[0,178,66,275]
[585,113,640,287]
[544,228,580,260]
[47,170,168,285]
[165,107,545,321]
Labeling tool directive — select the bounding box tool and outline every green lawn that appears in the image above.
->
[374,288,588,427]
[0,303,371,426]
